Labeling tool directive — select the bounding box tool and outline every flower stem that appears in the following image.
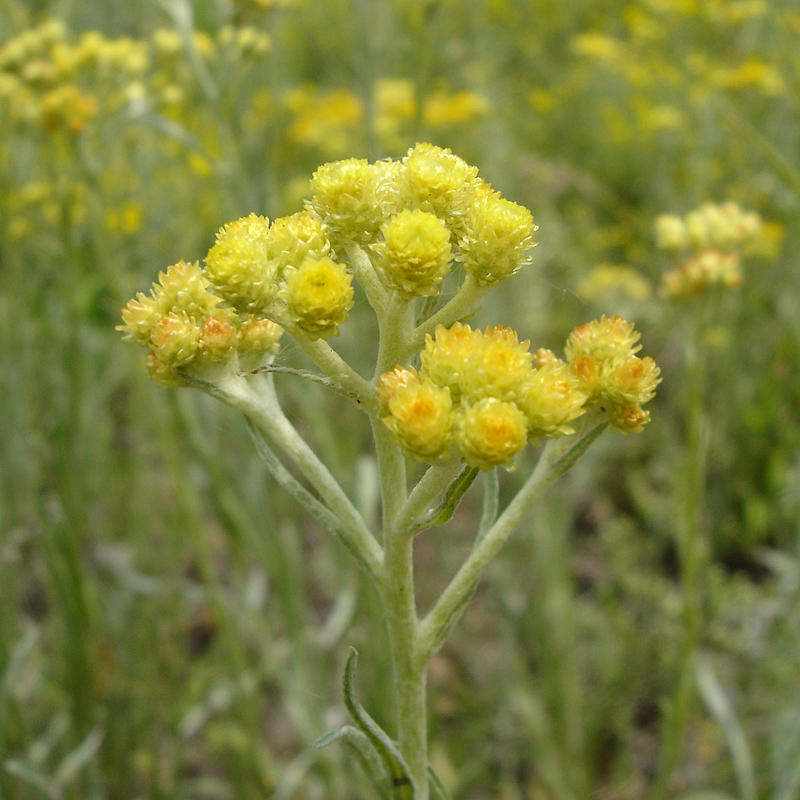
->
[418,420,608,663]
[650,311,711,799]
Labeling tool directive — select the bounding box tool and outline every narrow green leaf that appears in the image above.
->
[250,364,365,405]
[547,422,608,482]
[343,648,415,798]
[695,658,756,800]
[409,466,479,535]
[314,725,391,798]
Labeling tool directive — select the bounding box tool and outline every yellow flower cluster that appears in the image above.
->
[118,260,282,385]
[205,211,353,340]
[0,18,270,134]
[378,316,658,469]
[654,202,763,297]
[308,142,537,291]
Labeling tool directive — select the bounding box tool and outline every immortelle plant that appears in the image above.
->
[118,143,660,799]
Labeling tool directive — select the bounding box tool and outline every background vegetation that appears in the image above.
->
[1,0,799,797]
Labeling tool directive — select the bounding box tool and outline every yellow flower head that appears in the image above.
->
[601,355,661,407]
[659,249,742,298]
[519,362,587,439]
[198,315,239,363]
[655,213,687,252]
[205,214,277,315]
[459,190,537,285]
[307,158,385,247]
[460,325,534,403]
[280,256,354,339]
[118,260,220,344]
[149,311,201,367]
[399,142,480,221]
[457,397,528,471]
[419,322,484,402]
[237,316,283,372]
[381,371,454,462]
[377,366,421,411]
[266,211,331,271]
[564,315,641,364]
[372,209,453,298]
[564,317,658,432]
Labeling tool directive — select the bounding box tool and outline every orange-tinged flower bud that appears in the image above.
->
[149,312,201,367]
[419,322,483,402]
[461,325,533,403]
[601,355,661,407]
[382,374,454,462]
[565,315,641,363]
[519,363,587,439]
[199,315,238,362]
[458,397,528,471]
[609,405,651,433]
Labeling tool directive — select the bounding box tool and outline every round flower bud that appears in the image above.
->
[377,366,421,412]
[199,315,239,362]
[460,325,534,403]
[266,211,330,272]
[149,311,201,367]
[145,351,181,386]
[205,213,277,315]
[372,209,453,298]
[382,374,454,462]
[457,397,528,471]
[400,142,479,220]
[610,405,650,433]
[655,214,687,252]
[533,347,562,369]
[459,191,537,285]
[601,356,661,407]
[564,315,641,364]
[419,322,483,402]
[568,354,602,401]
[237,316,283,372]
[307,158,384,247]
[519,363,587,440]
[280,256,354,340]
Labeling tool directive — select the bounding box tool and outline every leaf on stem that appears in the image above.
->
[249,364,367,406]
[342,648,415,798]
[314,725,391,799]
[408,466,480,536]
